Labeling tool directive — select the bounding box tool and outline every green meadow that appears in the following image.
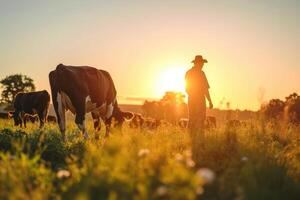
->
[0,118,299,200]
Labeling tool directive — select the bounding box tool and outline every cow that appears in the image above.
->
[178,118,189,128]
[129,113,161,130]
[9,112,39,125]
[8,90,50,128]
[206,116,217,129]
[129,113,145,129]
[226,119,241,128]
[49,64,133,140]
[24,115,38,123]
[22,114,56,124]
[144,117,161,130]
[178,116,217,129]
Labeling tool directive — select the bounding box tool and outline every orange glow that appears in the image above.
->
[156,66,187,97]
[0,1,299,111]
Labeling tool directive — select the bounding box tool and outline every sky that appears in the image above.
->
[0,0,299,110]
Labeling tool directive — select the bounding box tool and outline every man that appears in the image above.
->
[185,55,213,131]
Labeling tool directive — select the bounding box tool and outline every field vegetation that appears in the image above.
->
[0,117,299,200]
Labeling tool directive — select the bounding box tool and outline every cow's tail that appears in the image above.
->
[50,65,67,139]
[49,69,60,120]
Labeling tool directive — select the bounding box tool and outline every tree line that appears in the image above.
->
[142,91,187,123]
[261,93,300,124]
[1,73,299,124]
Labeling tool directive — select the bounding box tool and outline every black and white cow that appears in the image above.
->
[8,90,50,128]
[129,113,161,130]
[178,116,217,129]
[49,64,133,140]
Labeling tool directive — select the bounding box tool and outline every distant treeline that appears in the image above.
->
[141,91,300,124]
[1,73,299,124]
[141,91,257,123]
[261,93,300,124]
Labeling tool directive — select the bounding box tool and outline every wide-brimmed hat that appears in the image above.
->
[191,55,207,63]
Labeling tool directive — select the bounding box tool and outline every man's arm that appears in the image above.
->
[205,89,213,109]
[202,72,213,109]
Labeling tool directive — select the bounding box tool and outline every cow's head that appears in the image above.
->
[108,108,134,128]
[8,111,22,126]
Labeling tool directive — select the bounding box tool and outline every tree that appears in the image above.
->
[261,93,300,124]
[285,93,300,123]
[160,92,187,122]
[142,91,187,123]
[142,100,161,118]
[261,99,285,119]
[0,74,35,105]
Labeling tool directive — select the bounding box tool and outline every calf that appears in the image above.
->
[144,117,161,130]
[206,116,217,128]
[178,116,217,129]
[129,113,145,129]
[178,118,189,128]
[24,115,38,123]
[129,113,161,130]
[226,119,241,128]
[8,90,50,128]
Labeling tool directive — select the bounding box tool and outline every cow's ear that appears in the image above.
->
[122,111,134,121]
[7,111,14,118]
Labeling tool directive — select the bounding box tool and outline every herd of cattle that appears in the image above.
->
[0,64,243,140]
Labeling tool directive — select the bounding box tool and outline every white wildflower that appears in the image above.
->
[196,168,215,184]
[186,158,196,168]
[138,148,150,157]
[57,169,71,179]
[195,186,204,195]
[156,186,168,196]
[241,156,248,162]
[175,153,184,162]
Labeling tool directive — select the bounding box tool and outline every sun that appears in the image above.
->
[156,66,187,97]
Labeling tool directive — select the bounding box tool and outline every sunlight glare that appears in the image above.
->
[156,66,187,97]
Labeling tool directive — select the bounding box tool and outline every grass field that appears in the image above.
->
[0,118,299,200]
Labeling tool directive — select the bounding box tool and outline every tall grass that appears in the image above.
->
[0,119,299,200]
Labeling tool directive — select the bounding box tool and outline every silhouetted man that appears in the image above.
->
[185,55,213,131]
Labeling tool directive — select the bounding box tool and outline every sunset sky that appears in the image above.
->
[0,0,299,110]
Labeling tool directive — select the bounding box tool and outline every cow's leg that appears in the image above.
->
[104,119,111,137]
[56,92,66,140]
[213,119,216,128]
[105,123,110,137]
[91,112,101,131]
[21,113,26,128]
[76,114,88,139]
[41,106,48,127]
[43,106,49,124]
[91,112,101,139]
[23,118,26,128]
[38,111,46,128]
[75,98,88,139]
